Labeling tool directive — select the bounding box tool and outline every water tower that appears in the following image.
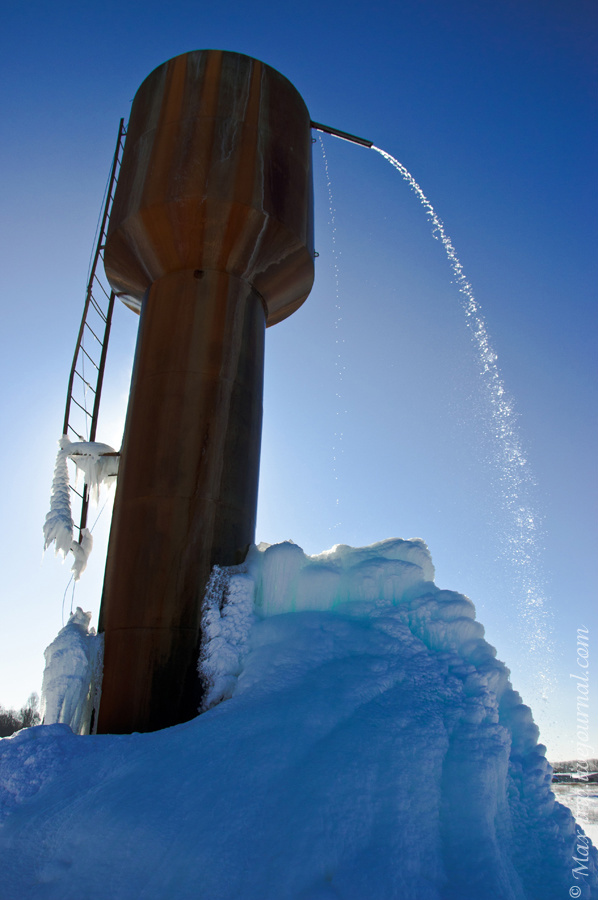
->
[96,50,315,733]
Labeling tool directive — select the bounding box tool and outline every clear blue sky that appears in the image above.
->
[0,0,596,760]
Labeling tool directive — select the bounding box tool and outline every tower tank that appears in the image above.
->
[97,49,314,734]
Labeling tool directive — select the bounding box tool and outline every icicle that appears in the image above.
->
[70,528,93,581]
[43,436,119,577]
[43,436,74,558]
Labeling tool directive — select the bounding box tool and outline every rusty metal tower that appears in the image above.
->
[96,50,315,734]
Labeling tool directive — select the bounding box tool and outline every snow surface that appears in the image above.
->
[1,538,596,899]
[42,436,119,580]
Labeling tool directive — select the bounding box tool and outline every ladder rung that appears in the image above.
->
[89,291,109,319]
[84,321,103,345]
[79,345,99,370]
[74,369,96,392]
[93,280,111,303]
[70,396,93,417]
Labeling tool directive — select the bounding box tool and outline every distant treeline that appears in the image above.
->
[0,693,41,737]
[551,759,598,773]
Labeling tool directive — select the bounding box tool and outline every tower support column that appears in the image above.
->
[98,269,265,733]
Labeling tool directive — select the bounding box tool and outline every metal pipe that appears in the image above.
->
[310,121,373,148]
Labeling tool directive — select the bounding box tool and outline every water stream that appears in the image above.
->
[371,145,554,697]
[344,144,554,702]
[318,136,344,533]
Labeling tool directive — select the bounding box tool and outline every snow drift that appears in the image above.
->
[1,538,596,899]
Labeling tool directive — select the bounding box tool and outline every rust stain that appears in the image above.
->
[144,54,187,211]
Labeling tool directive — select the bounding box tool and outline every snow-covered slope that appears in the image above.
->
[0,539,595,899]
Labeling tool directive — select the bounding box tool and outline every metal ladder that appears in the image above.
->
[62,117,126,542]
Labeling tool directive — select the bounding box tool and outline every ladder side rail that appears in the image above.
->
[79,291,116,534]
[62,118,125,438]
[61,117,127,540]
[88,293,116,445]
[87,118,126,290]
[62,295,93,435]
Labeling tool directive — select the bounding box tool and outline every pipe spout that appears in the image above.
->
[310,121,373,148]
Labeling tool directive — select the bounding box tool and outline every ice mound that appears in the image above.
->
[254,537,435,615]
[1,539,595,899]
[40,607,103,735]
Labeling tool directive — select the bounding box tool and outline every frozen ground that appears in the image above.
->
[0,538,595,899]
